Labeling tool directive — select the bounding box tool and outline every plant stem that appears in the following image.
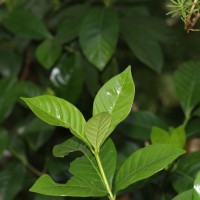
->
[94,152,116,200]
[183,113,190,128]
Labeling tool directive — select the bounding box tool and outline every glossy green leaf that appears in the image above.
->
[0,162,26,200]
[120,111,167,140]
[0,128,8,156]
[31,139,116,197]
[85,112,111,150]
[56,17,81,44]
[120,17,163,73]
[93,66,135,133]
[174,61,200,116]
[36,39,61,70]
[193,171,200,200]
[115,144,185,192]
[50,53,85,103]
[172,189,193,200]
[172,151,200,193]
[3,10,51,39]
[34,194,64,200]
[79,8,119,70]
[21,95,89,146]
[151,126,186,148]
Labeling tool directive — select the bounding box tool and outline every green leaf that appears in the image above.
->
[0,162,26,200]
[151,126,186,148]
[120,111,167,140]
[50,53,85,104]
[172,190,193,200]
[56,17,81,44]
[21,95,89,146]
[151,127,170,144]
[85,112,111,150]
[193,171,200,200]
[186,119,200,137]
[34,194,64,200]
[24,118,55,151]
[0,47,22,77]
[3,10,51,39]
[170,126,186,148]
[93,66,135,133]
[174,61,200,116]
[0,128,8,156]
[172,151,200,193]
[79,8,119,70]
[120,17,163,73]
[36,39,61,70]
[53,137,90,158]
[31,139,116,197]
[115,144,185,192]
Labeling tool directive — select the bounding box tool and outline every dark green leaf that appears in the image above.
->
[0,128,8,156]
[115,144,185,192]
[120,111,167,140]
[93,66,135,133]
[0,162,26,200]
[24,118,55,150]
[172,151,200,193]
[50,53,85,103]
[36,39,61,70]
[174,61,200,116]
[21,95,89,146]
[120,17,163,73]
[0,48,22,77]
[34,194,64,200]
[80,8,119,70]
[56,17,81,44]
[3,10,51,39]
[186,119,200,137]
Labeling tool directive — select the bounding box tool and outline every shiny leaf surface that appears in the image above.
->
[21,95,89,146]
[93,66,135,133]
[193,171,200,200]
[115,144,185,192]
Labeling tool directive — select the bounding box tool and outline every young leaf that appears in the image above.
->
[93,66,135,133]
[174,61,200,116]
[21,95,89,146]
[115,144,185,192]
[36,39,61,70]
[85,112,111,150]
[151,127,170,144]
[172,189,193,200]
[193,171,200,200]
[151,125,186,148]
[3,10,51,39]
[79,8,119,70]
[170,125,186,148]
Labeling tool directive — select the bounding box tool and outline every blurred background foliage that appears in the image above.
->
[0,0,200,200]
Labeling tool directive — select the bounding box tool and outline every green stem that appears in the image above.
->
[183,113,190,128]
[94,152,116,200]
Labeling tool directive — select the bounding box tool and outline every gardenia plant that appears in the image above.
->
[21,66,185,200]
